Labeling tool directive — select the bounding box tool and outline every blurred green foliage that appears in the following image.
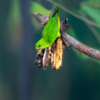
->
[0,0,100,100]
[80,3,100,24]
[30,1,52,16]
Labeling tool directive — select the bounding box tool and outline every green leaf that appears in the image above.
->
[30,1,52,16]
[80,4,100,24]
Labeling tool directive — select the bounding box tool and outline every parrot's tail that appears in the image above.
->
[52,8,58,17]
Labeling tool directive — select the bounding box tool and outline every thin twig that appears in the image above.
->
[62,32,100,61]
[32,13,100,61]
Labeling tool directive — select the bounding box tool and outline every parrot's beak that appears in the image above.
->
[36,48,40,52]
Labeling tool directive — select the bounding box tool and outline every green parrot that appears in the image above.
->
[36,6,60,49]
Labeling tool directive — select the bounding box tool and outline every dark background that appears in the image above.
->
[0,0,100,100]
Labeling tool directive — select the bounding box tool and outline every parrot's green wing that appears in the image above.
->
[36,6,60,49]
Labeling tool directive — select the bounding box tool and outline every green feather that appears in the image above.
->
[36,6,60,49]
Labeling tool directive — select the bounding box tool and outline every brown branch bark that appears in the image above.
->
[32,13,100,61]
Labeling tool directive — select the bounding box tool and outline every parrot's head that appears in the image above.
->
[36,41,42,49]
[36,38,51,49]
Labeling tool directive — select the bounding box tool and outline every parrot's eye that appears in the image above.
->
[39,45,41,47]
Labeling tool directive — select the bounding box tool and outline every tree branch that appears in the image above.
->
[32,13,100,61]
